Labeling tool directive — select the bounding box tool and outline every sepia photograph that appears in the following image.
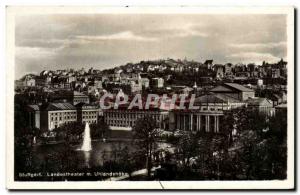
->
[6,6,294,189]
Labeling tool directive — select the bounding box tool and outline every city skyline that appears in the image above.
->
[15,14,287,79]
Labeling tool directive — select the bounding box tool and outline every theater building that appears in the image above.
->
[210,83,255,101]
[171,94,246,133]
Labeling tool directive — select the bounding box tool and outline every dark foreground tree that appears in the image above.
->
[132,116,160,178]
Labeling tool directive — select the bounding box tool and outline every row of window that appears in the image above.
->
[82,111,97,115]
[50,119,98,129]
[82,115,97,119]
[50,116,77,121]
[202,107,226,111]
[105,112,163,119]
[106,120,134,127]
[74,98,89,102]
[50,112,76,116]
[106,115,161,121]
[83,119,97,124]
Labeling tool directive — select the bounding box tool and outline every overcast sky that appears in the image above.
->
[15,14,287,78]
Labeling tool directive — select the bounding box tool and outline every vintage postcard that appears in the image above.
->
[6,6,294,189]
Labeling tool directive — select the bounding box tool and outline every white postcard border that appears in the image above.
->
[6,6,295,190]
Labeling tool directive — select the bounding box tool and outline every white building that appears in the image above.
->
[151,78,164,88]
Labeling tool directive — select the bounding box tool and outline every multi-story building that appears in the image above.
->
[103,106,169,131]
[213,64,225,79]
[151,78,164,88]
[210,83,255,101]
[171,94,246,133]
[94,80,103,89]
[129,79,143,93]
[49,90,90,105]
[246,97,274,116]
[73,91,90,105]
[16,76,36,88]
[39,102,77,131]
[271,69,281,78]
[25,78,36,87]
[139,74,150,89]
[204,60,213,70]
[224,63,233,75]
[76,103,99,124]
[28,102,100,131]
[27,104,41,129]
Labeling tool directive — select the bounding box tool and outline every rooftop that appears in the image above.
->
[27,104,40,111]
[224,83,254,92]
[73,91,88,97]
[246,98,273,106]
[210,83,254,93]
[40,102,76,111]
[195,93,241,104]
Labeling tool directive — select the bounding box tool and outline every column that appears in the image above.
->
[181,115,184,130]
[190,114,193,131]
[216,116,219,133]
[196,115,199,131]
[199,115,201,131]
[208,115,210,132]
[206,115,209,132]
[177,114,180,129]
[197,115,201,131]
[183,115,186,131]
[214,116,217,133]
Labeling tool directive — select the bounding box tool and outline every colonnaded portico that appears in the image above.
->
[174,111,224,133]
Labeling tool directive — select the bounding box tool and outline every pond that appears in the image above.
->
[31,140,135,170]
[15,138,172,181]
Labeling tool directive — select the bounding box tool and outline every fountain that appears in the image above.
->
[80,122,92,151]
[33,136,36,144]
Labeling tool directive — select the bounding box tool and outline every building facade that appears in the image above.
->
[76,103,99,124]
[171,94,246,133]
[151,78,164,88]
[73,91,90,105]
[103,108,169,130]
[40,103,77,131]
[29,102,100,131]
[246,97,274,116]
[210,83,255,101]
[27,105,41,129]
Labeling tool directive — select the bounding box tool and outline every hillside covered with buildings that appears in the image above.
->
[14,58,288,181]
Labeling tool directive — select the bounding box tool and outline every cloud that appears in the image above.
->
[14,14,287,78]
[74,31,158,42]
[172,29,208,38]
[16,46,58,59]
[145,23,209,38]
[228,52,282,64]
[16,38,68,48]
[229,41,287,50]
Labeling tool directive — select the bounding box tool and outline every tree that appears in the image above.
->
[52,122,84,142]
[132,116,160,178]
[90,120,110,139]
[225,108,287,180]
[221,108,267,143]
[176,131,199,168]
[119,146,135,179]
